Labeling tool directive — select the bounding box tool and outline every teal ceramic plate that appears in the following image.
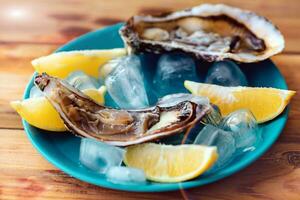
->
[23,23,289,192]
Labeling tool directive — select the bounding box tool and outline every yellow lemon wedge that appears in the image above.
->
[124,143,218,183]
[11,97,66,131]
[184,81,296,123]
[82,86,106,105]
[31,48,126,78]
[10,87,106,132]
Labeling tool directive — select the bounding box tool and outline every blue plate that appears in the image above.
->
[23,23,290,192]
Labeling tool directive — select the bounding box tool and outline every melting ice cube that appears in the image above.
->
[221,109,262,153]
[106,166,146,184]
[79,138,125,173]
[157,93,221,126]
[65,71,100,90]
[153,53,199,97]
[201,104,223,126]
[104,56,149,109]
[30,85,44,98]
[194,124,235,169]
[205,61,248,86]
[157,93,210,107]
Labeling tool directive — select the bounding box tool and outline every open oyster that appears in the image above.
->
[34,74,210,146]
[120,4,284,62]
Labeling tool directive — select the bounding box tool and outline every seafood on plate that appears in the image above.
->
[34,73,212,146]
[120,4,284,62]
[9,3,294,184]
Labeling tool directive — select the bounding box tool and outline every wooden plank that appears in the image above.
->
[0,129,299,199]
[0,0,299,199]
[0,0,299,52]
[0,130,179,200]
[0,44,57,129]
[272,54,300,144]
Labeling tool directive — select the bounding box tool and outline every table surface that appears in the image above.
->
[1,0,299,199]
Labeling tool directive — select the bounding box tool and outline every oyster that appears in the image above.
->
[120,4,284,62]
[34,74,210,146]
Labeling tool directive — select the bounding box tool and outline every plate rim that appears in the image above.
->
[22,23,289,192]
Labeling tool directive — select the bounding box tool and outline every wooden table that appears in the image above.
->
[1,0,299,199]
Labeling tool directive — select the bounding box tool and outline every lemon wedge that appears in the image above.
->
[82,86,106,105]
[184,81,295,123]
[32,48,126,78]
[10,87,106,132]
[124,143,218,183]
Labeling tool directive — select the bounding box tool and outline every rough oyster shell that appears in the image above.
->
[120,4,284,62]
[34,73,210,146]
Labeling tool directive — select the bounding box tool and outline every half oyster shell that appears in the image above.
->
[34,73,210,146]
[120,4,284,62]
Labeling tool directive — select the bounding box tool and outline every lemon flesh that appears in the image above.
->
[32,48,126,78]
[10,87,106,132]
[124,143,218,183]
[185,81,295,123]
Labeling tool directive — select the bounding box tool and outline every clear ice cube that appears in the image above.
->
[221,109,262,153]
[205,61,248,86]
[30,85,44,98]
[201,104,223,126]
[157,93,209,107]
[65,71,100,90]
[104,56,149,109]
[153,53,198,97]
[194,124,236,169]
[157,93,222,126]
[106,166,146,184]
[157,93,222,127]
[79,138,125,173]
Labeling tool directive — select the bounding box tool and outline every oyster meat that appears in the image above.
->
[120,4,284,62]
[34,73,210,146]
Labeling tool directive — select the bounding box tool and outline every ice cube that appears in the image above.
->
[157,93,209,107]
[30,85,44,98]
[201,104,222,126]
[205,61,248,86]
[65,71,100,90]
[221,109,262,153]
[157,93,222,127]
[79,138,125,173]
[153,53,199,97]
[106,166,146,184]
[104,56,149,109]
[194,124,236,169]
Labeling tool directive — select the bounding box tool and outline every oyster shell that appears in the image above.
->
[34,74,210,146]
[120,4,284,62]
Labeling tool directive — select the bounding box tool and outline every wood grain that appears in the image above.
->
[0,0,299,52]
[1,129,300,200]
[0,0,300,199]
[0,44,56,129]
